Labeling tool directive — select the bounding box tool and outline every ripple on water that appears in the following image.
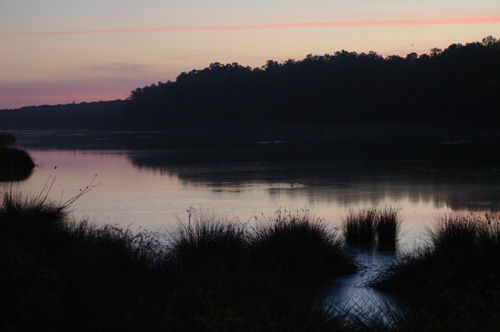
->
[323,249,403,326]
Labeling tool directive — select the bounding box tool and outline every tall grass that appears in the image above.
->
[376,208,401,251]
[376,212,500,292]
[169,208,356,283]
[343,208,377,247]
[11,188,498,331]
[251,209,356,284]
[343,208,401,250]
[373,213,500,331]
[169,214,247,277]
[0,190,171,331]
[1,194,361,331]
[165,209,358,330]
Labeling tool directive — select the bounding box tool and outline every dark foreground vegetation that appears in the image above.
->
[1,196,356,331]
[374,213,500,331]
[0,37,499,133]
[0,148,35,181]
[343,208,401,250]
[2,191,499,331]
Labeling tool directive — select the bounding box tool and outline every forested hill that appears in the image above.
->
[127,36,499,128]
[1,36,499,131]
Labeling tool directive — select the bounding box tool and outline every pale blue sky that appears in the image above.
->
[1,0,499,108]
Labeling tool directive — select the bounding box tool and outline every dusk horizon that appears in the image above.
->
[1,1,500,330]
[2,0,499,108]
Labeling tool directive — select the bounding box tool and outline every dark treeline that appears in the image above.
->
[0,36,498,131]
[0,100,125,130]
[127,36,500,129]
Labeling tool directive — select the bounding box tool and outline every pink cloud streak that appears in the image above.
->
[4,17,500,36]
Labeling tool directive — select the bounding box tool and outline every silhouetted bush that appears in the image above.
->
[0,147,35,182]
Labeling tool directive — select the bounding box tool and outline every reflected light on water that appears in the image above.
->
[12,149,498,248]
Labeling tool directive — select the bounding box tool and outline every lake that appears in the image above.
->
[10,130,500,251]
[7,130,500,322]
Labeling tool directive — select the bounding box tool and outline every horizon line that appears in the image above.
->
[3,17,500,37]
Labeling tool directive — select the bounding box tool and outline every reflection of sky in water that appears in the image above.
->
[323,249,403,326]
[13,148,499,319]
[15,149,499,247]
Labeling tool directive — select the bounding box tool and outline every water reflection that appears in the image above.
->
[9,131,499,237]
[323,249,401,326]
[127,150,500,212]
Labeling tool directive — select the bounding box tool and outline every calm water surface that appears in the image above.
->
[12,147,500,251]
[9,131,500,321]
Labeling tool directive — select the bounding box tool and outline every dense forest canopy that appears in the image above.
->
[1,36,498,131]
[127,36,499,128]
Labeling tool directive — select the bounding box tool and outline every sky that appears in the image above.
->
[1,0,499,109]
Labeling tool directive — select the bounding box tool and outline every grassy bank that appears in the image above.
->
[0,196,356,331]
[3,192,499,331]
[0,192,170,331]
[374,213,500,331]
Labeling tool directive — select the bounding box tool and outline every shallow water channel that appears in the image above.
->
[324,249,401,325]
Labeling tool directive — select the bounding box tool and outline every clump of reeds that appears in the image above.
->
[375,207,401,251]
[0,190,67,245]
[430,213,482,252]
[378,213,500,290]
[251,208,356,283]
[166,208,356,330]
[169,214,247,275]
[343,208,377,247]
[343,208,401,250]
[373,213,500,331]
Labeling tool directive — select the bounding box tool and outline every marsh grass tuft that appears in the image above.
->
[375,207,401,251]
[343,208,401,250]
[251,208,356,283]
[373,213,500,331]
[170,214,247,276]
[343,208,377,247]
